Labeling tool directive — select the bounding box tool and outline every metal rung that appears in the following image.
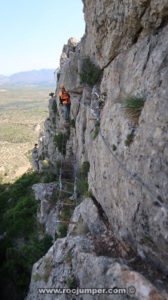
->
[63,166,74,168]
[62,166,74,168]
[56,220,77,225]
[60,203,75,206]
[58,197,72,201]
[61,189,73,195]
[61,181,74,185]
[62,165,74,167]
[63,159,75,161]
[62,166,74,169]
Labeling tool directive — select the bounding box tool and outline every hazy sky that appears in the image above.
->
[0,0,85,75]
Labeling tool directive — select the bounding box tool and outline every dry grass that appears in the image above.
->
[120,95,145,123]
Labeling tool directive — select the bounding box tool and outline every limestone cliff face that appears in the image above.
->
[81,0,168,273]
[29,1,168,299]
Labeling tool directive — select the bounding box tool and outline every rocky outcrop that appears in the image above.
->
[83,0,168,273]
[82,0,168,68]
[30,0,168,298]
[27,238,167,300]
[32,182,58,239]
[27,198,168,300]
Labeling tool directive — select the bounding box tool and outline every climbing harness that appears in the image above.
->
[59,89,71,105]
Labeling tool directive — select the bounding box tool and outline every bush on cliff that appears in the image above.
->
[54,133,67,156]
[80,58,102,87]
[77,161,90,196]
[0,171,52,299]
[52,99,57,114]
[120,95,145,123]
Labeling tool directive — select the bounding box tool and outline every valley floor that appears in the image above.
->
[0,87,54,182]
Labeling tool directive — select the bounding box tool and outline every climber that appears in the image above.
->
[59,84,71,122]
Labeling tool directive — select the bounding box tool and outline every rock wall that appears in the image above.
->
[30,0,168,298]
[27,198,168,300]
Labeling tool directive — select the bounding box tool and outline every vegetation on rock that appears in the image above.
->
[112,144,117,151]
[54,133,67,156]
[70,119,76,128]
[93,122,100,139]
[52,99,57,114]
[120,95,145,123]
[0,171,52,299]
[124,133,134,147]
[77,161,90,196]
[80,58,102,87]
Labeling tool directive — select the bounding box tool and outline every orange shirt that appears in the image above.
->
[59,89,70,104]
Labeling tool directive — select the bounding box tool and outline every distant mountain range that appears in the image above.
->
[0,69,57,87]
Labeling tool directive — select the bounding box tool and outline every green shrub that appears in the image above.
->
[52,100,57,114]
[66,250,72,265]
[112,144,117,151]
[141,234,154,246]
[5,234,52,291]
[81,161,90,177]
[66,276,78,289]
[52,117,56,124]
[33,272,43,282]
[70,119,76,128]
[0,175,3,184]
[4,195,38,238]
[8,171,41,200]
[61,202,74,220]
[77,178,88,197]
[121,95,145,123]
[0,172,52,298]
[54,133,67,155]
[43,257,52,283]
[58,223,68,237]
[80,58,102,87]
[124,133,134,147]
[93,122,100,140]
[85,190,94,198]
[49,192,59,209]
[42,172,57,183]
[77,161,90,196]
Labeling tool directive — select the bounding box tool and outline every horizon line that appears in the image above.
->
[1,67,59,77]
